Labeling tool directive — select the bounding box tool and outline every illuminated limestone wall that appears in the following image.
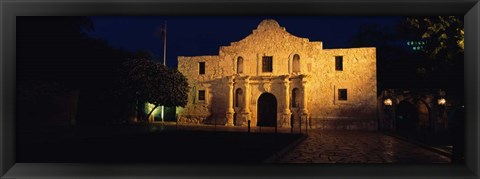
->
[177,19,377,130]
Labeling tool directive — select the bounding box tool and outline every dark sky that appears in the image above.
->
[88,16,404,67]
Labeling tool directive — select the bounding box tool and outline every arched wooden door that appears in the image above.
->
[257,93,277,127]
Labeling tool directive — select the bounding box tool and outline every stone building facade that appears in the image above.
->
[177,19,377,130]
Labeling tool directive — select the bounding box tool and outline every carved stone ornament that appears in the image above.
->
[263,82,271,92]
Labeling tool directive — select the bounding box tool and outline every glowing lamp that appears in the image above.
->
[384,99,393,106]
[438,98,446,106]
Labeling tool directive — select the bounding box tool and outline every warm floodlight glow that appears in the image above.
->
[384,99,393,106]
[146,102,161,116]
[161,106,165,121]
[146,103,155,110]
[438,98,446,106]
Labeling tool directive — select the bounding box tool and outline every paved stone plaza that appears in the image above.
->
[277,129,451,163]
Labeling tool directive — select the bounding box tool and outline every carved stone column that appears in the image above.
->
[300,75,309,128]
[283,75,292,128]
[241,76,251,126]
[226,76,235,126]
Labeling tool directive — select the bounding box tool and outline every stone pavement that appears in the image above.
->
[277,129,451,163]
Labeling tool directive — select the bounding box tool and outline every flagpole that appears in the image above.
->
[161,20,167,122]
[163,21,167,66]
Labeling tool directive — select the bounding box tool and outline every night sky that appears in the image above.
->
[88,16,404,67]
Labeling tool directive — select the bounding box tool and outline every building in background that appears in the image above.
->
[378,88,452,132]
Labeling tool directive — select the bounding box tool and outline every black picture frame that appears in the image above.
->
[1,0,479,178]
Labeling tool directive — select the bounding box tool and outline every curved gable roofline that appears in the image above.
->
[226,19,314,47]
[256,19,282,31]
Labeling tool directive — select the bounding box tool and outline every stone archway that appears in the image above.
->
[416,99,431,131]
[257,93,277,127]
[395,100,417,131]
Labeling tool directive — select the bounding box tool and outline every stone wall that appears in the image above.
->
[177,19,377,130]
[177,55,226,124]
[307,48,377,129]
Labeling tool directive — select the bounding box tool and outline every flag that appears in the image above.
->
[155,22,167,40]
[160,26,166,40]
[161,21,167,40]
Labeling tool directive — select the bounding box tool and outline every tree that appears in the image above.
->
[403,16,464,101]
[350,22,424,90]
[403,16,464,79]
[17,81,72,127]
[122,58,189,122]
[17,17,95,84]
[17,17,141,126]
[351,23,397,48]
[405,16,464,61]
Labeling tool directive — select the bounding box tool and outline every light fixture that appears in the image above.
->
[438,98,446,106]
[384,98,393,106]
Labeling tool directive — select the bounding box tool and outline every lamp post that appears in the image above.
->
[384,98,393,106]
[438,98,447,130]
[438,98,446,106]
[383,98,393,130]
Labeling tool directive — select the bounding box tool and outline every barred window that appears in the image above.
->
[199,62,205,75]
[335,56,343,71]
[198,90,205,101]
[338,89,347,101]
[262,56,273,72]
